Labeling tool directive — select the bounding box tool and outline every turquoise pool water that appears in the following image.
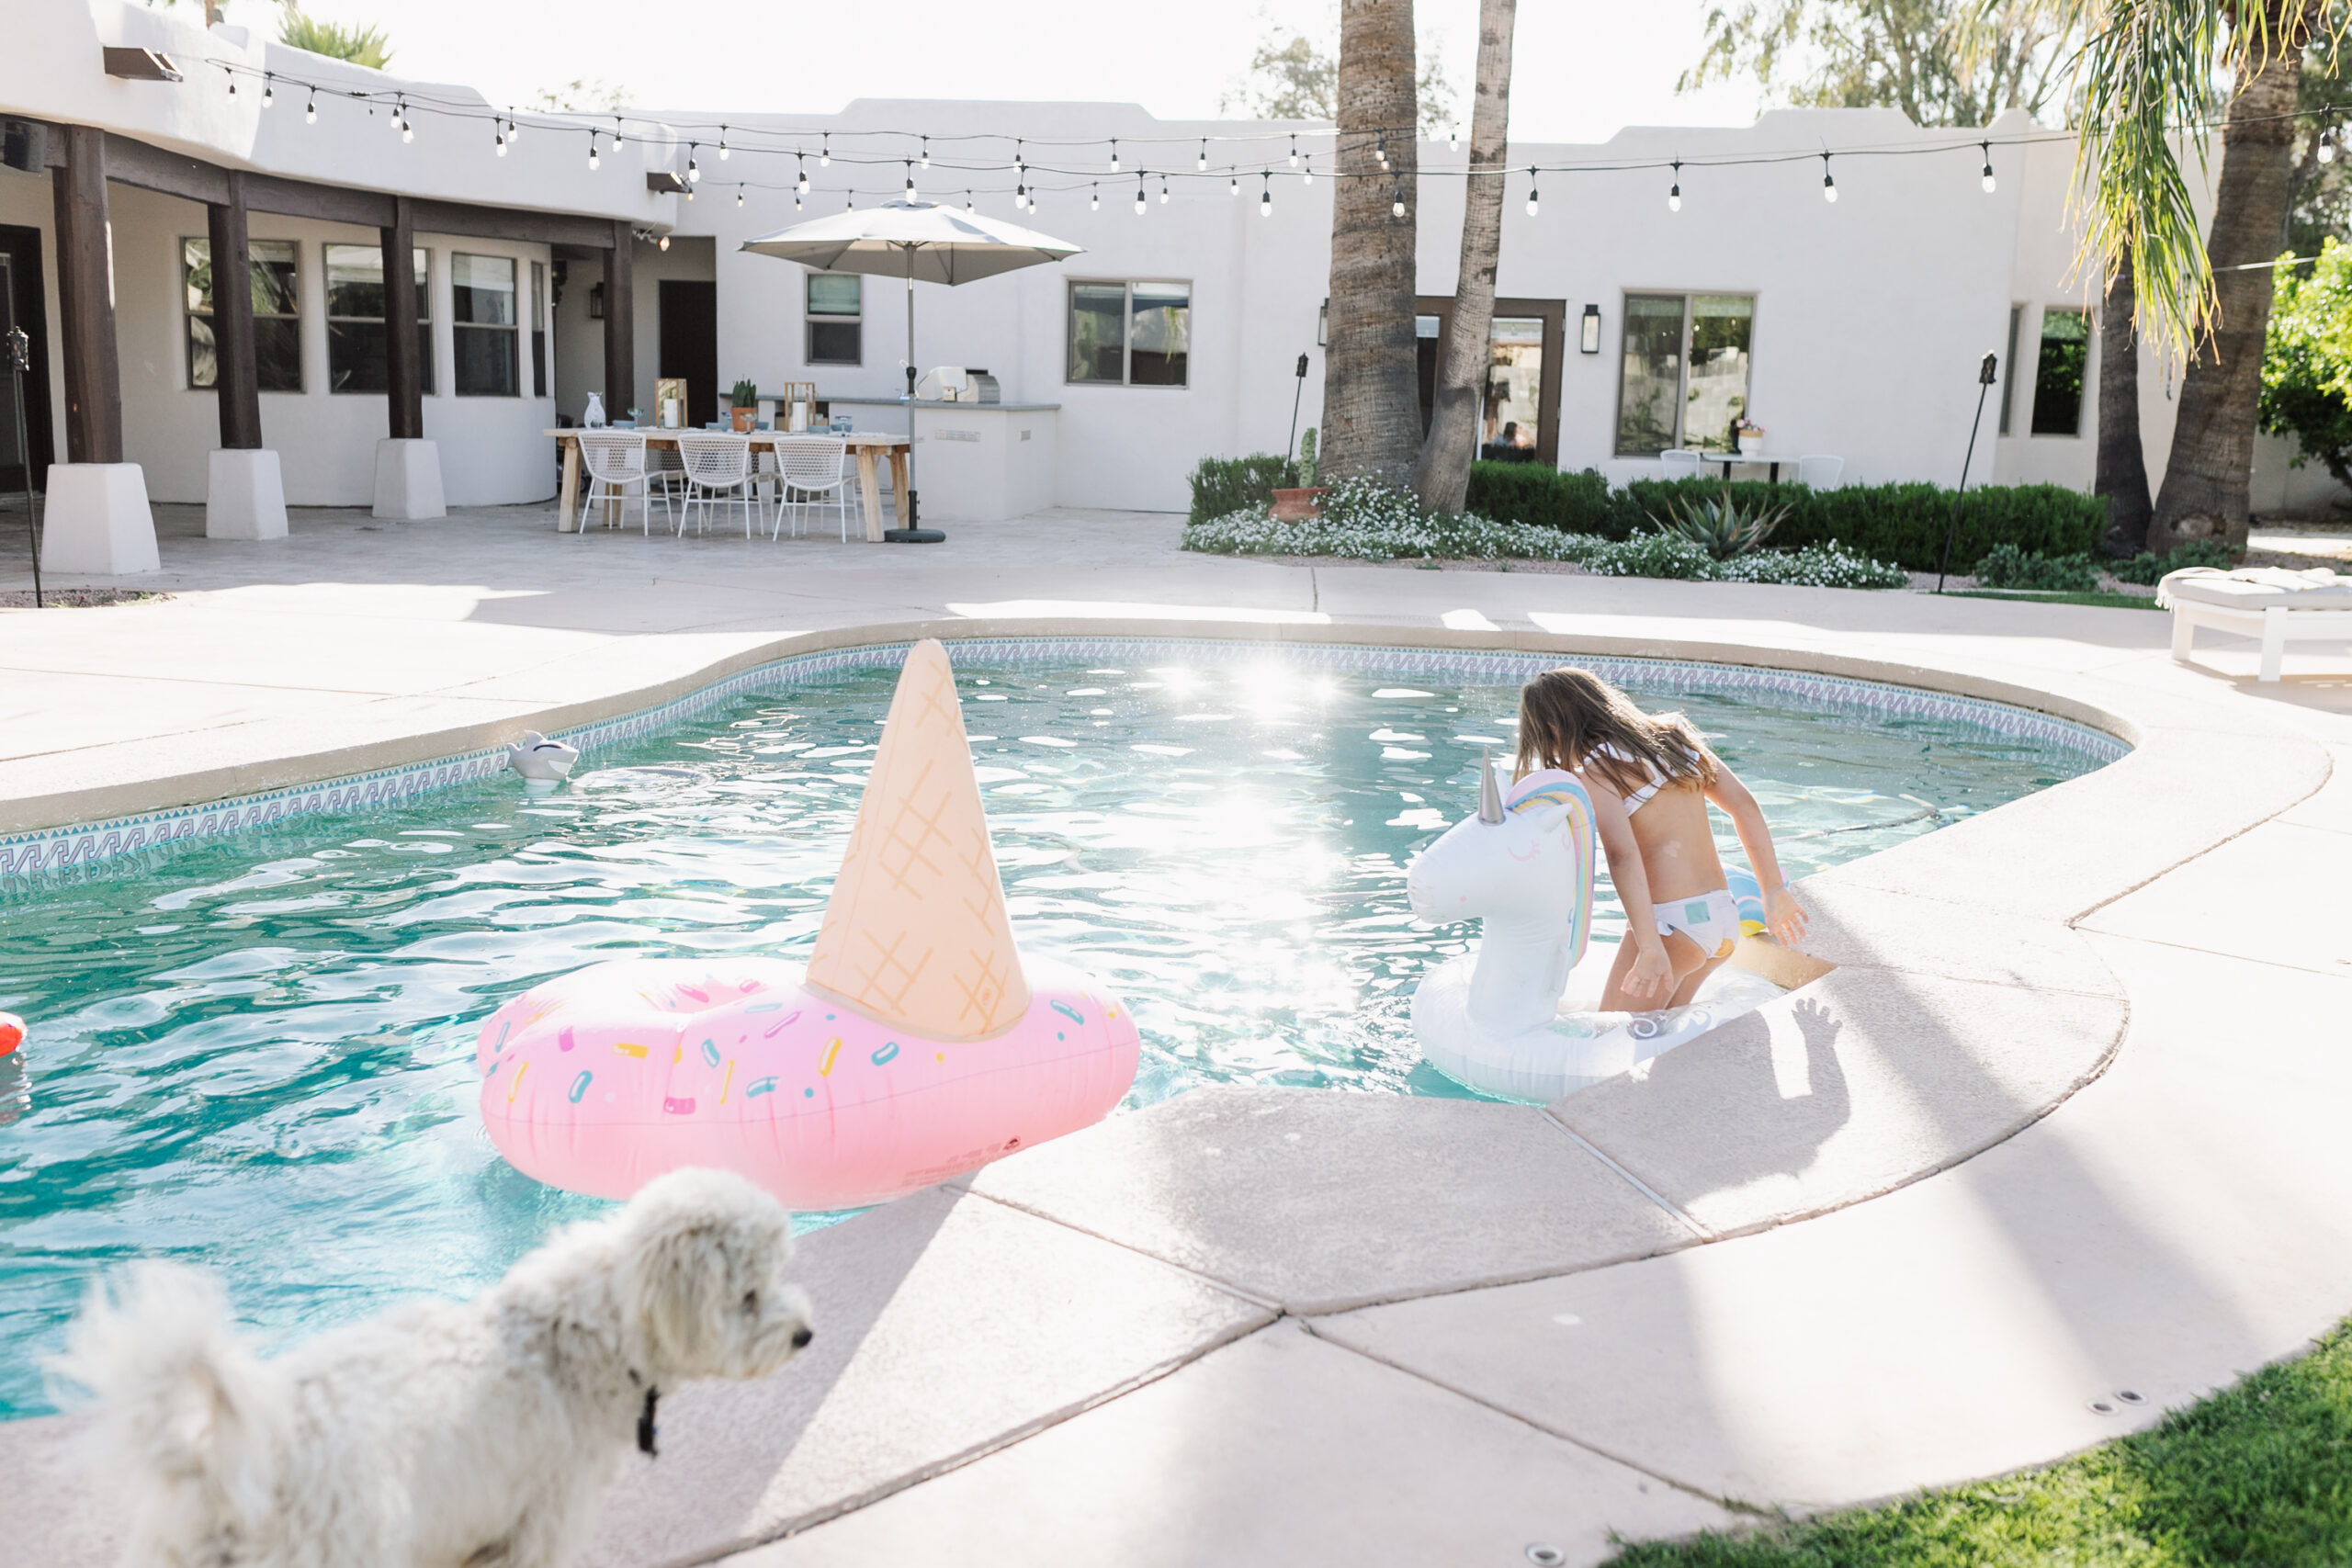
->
[0,647,2114,1416]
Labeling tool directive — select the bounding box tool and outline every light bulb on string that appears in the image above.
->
[658,234,670,252]
[1229,173,1239,197]
[1303,159,1313,186]
[504,108,519,142]
[905,161,917,198]
[1198,139,1208,171]
[1260,171,1272,216]
[922,136,931,168]
[1449,124,1460,152]
[612,115,625,147]
[797,155,809,195]
[2323,129,2338,164]
[587,133,600,171]
[262,73,273,107]
[401,114,413,144]
[1135,176,1147,215]
[1980,141,1996,193]
[1668,159,1681,211]
[1525,170,1539,219]
[844,189,854,209]
[718,128,729,161]
[305,89,316,123]
[1014,181,1027,209]
[966,190,974,211]
[1091,183,1100,211]
[687,145,701,182]
[1160,175,1170,203]
[1012,138,1023,175]
[494,126,506,156]
[735,188,743,208]
[1821,152,1837,203]
[1392,184,1406,219]
[226,66,236,97]
[1375,133,1388,167]
[1289,135,1298,167]
[820,134,829,166]
[794,192,803,210]
[1110,139,1120,172]
[391,96,404,134]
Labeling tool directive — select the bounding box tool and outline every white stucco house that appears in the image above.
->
[0,0,2337,569]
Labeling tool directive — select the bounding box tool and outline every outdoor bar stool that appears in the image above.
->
[575,431,667,536]
[770,435,854,542]
[675,433,759,539]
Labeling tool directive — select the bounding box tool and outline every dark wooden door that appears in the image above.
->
[658,279,718,427]
[0,228,55,493]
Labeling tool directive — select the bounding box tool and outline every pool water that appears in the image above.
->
[0,647,2113,1416]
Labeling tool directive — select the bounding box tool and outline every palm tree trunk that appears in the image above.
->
[1416,0,1516,515]
[2097,250,2154,553]
[1319,0,1421,488]
[2148,0,2320,553]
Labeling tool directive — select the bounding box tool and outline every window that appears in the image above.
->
[2030,307,2088,436]
[452,254,519,397]
[1481,317,1544,461]
[1067,280,1191,387]
[1999,304,2022,434]
[806,273,861,365]
[325,243,432,394]
[1614,293,1754,456]
[183,237,300,392]
[530,261,548,398]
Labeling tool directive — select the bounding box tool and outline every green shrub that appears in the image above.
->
[1578,533,1720,580]
[1465,462,1620,536]
[1187,455,1294,525]
[1648,487,1792,558]
[2108,538,2242,584]
[1617,479,2104,570]
[1973,544,2103,592]
[1181,503,1593,563]
[1716,543,1911,590]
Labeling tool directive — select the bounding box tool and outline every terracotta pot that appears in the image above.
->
[1271,487,1328,521]
[731,406,757,433]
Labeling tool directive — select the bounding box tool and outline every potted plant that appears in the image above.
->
[1272,427,1327,520]
[1734,418,1765,456]
[729,379,760,433]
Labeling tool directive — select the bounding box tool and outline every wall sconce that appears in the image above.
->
[1579,304,1601,355]
[589,282,605,321]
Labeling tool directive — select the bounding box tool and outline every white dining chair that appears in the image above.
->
[575,432,666,536]
[646,445,689,523]
[1796,454,1845,489]
[1659,448,1702,479]
[770,435,854,542]
[676,433,758,538]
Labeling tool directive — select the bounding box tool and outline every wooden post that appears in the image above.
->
[604,220,634,421]
[381,196,423,439]
[51,122,122,465]
[207,171,263,450]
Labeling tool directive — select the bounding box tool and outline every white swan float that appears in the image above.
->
[1404,758,1791,1103]
[504,730,580,785]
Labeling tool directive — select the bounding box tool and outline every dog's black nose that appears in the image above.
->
[791,1325,814,1349]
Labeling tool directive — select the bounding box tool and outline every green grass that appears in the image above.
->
[1948,590,2165,612]
[1610,1319,2352,1568]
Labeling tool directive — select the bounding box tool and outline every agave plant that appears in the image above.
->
[1647,486,1791,560]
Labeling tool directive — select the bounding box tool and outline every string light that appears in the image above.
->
[1449,124,1460,152]
[2324,129,2338,164]
[1229,173,1239,197]
[401,107,413,143]
[305,88,316,123]
[905,160,917,197]
[735,188,743,207]
[503,107,519,142]
[1160,175,1170,203]
[612,114,625,146]
[658,233,670,251]
[1197,139,1207,170]
[1091,182,1100,210]
[1980,141,1996,192]
[392,96,404,134]
[794,191,802,210]
[718,127,729,160]
[1289,135,1298,166]
[966,190,974,211]
[1391,183,1406,218]
[225,65,236,97]
[1303,160,1312,186]
[1012,138,1023,175]
[587,132,600,171]
[1821,152,1837,202]
[1260,171,1272,216]
[820,134,830,166]
[797,155,809,195]
[687,144,701,182]
[494,125,506,156]
[261,73,273,107]
[1668,159,1681,211]
[1135,175,1147,215]
[1110,138,1120,172]
[1376,133,1388,168]
[1014,180,1027,209]
[1525,169,1538,218]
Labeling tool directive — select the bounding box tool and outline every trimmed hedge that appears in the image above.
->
[1191,456,2107,572]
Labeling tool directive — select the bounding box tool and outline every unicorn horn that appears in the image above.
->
[806,639,1033,1039]
[1478,746,1504,825]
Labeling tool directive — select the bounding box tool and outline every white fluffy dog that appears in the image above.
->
[53,1168,815,1568]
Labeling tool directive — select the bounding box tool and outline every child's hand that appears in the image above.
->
[1624,940,1676,1002]
[1763,886,1808,948]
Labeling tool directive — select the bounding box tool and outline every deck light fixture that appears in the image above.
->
[1391,184,1406,218]
[797,155,809,195]
[1229,173,1239,197]
[305,89,316,122]
[687,145,701,181]
[2323,129,2338,164]
[1821,152,1837,202]
[262,73,273,107]
[1197,139,1207,170]
[922,136,931,168]
[1980,141,1996,192]
[718,128,729,160]
[1135,176,1147,214]
[1160,175,1170,203]
[820,134,830,166]
[588,132,600,171]
[1669,159,1681,210]
[1580,304,1602,355]
[1525,170,1538,218]
[1110,139,1120,172]
[1260,171,1272,215]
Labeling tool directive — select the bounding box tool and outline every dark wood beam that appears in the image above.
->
[243,173,393,229]
[207,171,263,451]
[409,199,618,251]
[382,196,424,440]
[604,220,634,420]
[101,131,228,205]
[51,123,122,465]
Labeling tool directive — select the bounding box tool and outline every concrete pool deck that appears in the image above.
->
[0,502,2347,1566]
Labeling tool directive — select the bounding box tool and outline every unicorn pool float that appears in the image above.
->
[1405,757,1815,1104]
[476,639,1141,1210]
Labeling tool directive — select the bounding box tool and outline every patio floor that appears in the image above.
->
[0,500,2347,1567]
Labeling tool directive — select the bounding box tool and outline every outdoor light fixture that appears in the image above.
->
[262,73,273,107]
[735,189,743,207]
[1580,304,1601,354]
[401,116,413,143]
[922,136,931,167]
[1160,175,1170,202]
[1110,139,1120,172]
[1822,152,1837,201]
[797,155,809,194]
[1980,141,1996,193]
[393,96,406,134]
[1391,184,1406,218]
[1289,135,1299,166]
[1135,176,1147,214]
[1014,182,1027,209]
[1669,159,1682,210]
[688,146,701,181]
[1260,171,1272,215]
[1525,170,1539,218]
[613,115,626,145]
[305,89,316,122]
[658,233,670,252]
[718,129,729,160]
[589,281,605,320]
[2324,129,2338,164]
[588,133,600,170]
[495,127,506,155]
[1198,139,1208,170]
[1091,183,1100,210]
[820,134,830,166]
[505,110,520,141]
[906,161,917,197]
[1376,134,1388,167]
[1230,174,1239,197]
[1012,138,1023,174]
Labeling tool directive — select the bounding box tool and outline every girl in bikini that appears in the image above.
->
[1515,667,1808,1011]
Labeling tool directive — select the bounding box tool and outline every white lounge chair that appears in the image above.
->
[1796,454,1844,489]
[2161,566,2352,682]
[1659,449,1702,479]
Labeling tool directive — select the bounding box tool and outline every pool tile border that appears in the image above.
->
[0,637,2125,880]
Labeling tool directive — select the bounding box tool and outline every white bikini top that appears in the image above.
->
[1583,743,1668,815]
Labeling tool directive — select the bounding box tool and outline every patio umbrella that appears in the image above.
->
[741,201,1082,538]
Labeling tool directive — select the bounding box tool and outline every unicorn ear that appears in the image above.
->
[1477,748,1504,825]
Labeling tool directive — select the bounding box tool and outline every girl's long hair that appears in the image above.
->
[1515,667,1719,799]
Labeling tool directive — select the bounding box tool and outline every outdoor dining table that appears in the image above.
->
[548,428,914,543]
[1711,452,1800,483]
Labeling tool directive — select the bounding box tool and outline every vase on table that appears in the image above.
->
[583,392,606,429]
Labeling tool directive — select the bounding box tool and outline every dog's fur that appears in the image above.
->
[52,1168,814,1568]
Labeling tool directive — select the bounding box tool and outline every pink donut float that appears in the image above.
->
[477,640,1142,1210]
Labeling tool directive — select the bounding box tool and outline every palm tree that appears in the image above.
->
[1318,0,1423,487]
[2097,251,2155,550]
[1417,0,1518,514]
[2064,0,2324,553]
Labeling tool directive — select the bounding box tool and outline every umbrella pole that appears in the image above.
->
[905,246,917,526]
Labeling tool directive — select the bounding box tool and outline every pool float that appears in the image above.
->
[476,639,1141,1210]
[1405,759,1786,1104]
[0,1012,20,1057]
[504,730,579,784]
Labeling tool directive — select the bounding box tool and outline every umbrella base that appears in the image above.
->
[884,528,947,544]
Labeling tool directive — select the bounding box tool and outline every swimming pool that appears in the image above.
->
[0,641,2120,1416]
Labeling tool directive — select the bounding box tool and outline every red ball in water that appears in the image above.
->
[0,1013,22,1057]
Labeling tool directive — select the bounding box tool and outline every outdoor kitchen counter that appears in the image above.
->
[808,401,1061,525]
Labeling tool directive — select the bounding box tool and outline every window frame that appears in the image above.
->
[1064,278,1193,389]
[181,235,302,393]
[450,251,521,399]
[323,243,434,397]
[805,272,863,367]
[1611,289,1758,457]
[2029,304,2090,438]
[530,259,548,399]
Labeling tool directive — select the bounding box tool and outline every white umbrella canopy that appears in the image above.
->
[740,199,1082,283]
